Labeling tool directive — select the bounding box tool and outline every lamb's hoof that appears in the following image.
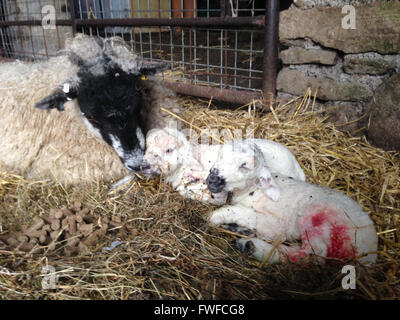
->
[110,175,135,191]
[235,238,255,254]
[222,223,254,236]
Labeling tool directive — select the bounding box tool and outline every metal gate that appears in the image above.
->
[0,0,279,105]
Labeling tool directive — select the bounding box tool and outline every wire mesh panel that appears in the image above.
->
[76,0,266,93]
[0,0,273,98]
[0,0,72,60]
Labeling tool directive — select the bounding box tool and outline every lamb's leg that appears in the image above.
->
[236,238,281,263]
[235,238,303,263]
[236,227,336,264]
[221,223,254,236]
[179,186,228,205]
[209,205,295,263]
[209,204,282,238]
[209,204,260,230]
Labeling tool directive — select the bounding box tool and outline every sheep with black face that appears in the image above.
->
[0,34,170,183]
[35,35,167,172]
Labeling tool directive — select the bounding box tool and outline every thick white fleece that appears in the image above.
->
[208,142,378,265]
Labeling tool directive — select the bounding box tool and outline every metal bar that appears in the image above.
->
[163,81,261,105]
[39,0,50,58]
[262,0,279,102]
[181,26,185,81]
[70,0,77,35]
[107,0,112,36]
[0,16,265,28]
[53,0,62,50]
[193,26,197,83]
[189,28,193,83]
[158,0,162,60]
[223,1,231,87]
[186,71,262,80]
[220,0,227,17]
[219,29,223,88]
[14,0,25,56]
[78,16,265,28]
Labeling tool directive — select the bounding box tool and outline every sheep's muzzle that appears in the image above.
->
[206,168,226,194]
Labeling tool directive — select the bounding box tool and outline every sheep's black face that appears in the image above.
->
[78,64,145,171]
[35,35,170,172]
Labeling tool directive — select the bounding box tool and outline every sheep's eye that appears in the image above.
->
[166,148,173,154]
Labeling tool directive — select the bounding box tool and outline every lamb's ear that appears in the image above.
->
[258,166,280,201]
[185,156,203,172]
[163,128,190,149]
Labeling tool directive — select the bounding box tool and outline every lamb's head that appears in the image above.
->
[141,128,202,177]
[206,141,280,201]
[35,34,168,172]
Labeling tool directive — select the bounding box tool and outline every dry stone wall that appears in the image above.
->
[277,1,400,151]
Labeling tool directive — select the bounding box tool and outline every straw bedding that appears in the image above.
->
[0,90,399,299]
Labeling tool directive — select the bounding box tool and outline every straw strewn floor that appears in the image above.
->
[0,90,399,299]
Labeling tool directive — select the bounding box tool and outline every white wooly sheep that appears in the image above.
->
[206,142,378,265]
[0,34,181,184]
[0,50,115,184]
[141,127,306,205]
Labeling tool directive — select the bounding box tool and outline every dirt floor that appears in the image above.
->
[0,93,399,300]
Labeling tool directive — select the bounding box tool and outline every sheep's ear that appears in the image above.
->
[258,167,280,201]
[138,60,169,75]
[35,89,68,111]
[35,83,78,112]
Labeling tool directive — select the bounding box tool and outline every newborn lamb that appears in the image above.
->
[141,127,306,205]
[206,142,378,265]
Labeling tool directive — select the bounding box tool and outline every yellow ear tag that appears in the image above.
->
[141,75,147,80]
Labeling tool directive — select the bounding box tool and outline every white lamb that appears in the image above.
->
[206,142,378,265]
[141,127,306,205]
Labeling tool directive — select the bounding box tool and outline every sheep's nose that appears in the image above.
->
[141,163,151,171]
[206,168,226,194]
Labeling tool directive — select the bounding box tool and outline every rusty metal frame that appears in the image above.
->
[0,16,265,29]
[0,0,279,105]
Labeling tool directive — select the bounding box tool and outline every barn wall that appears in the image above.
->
[278,0,400,150]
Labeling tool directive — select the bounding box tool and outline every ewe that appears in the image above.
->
[0,34,180,184]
